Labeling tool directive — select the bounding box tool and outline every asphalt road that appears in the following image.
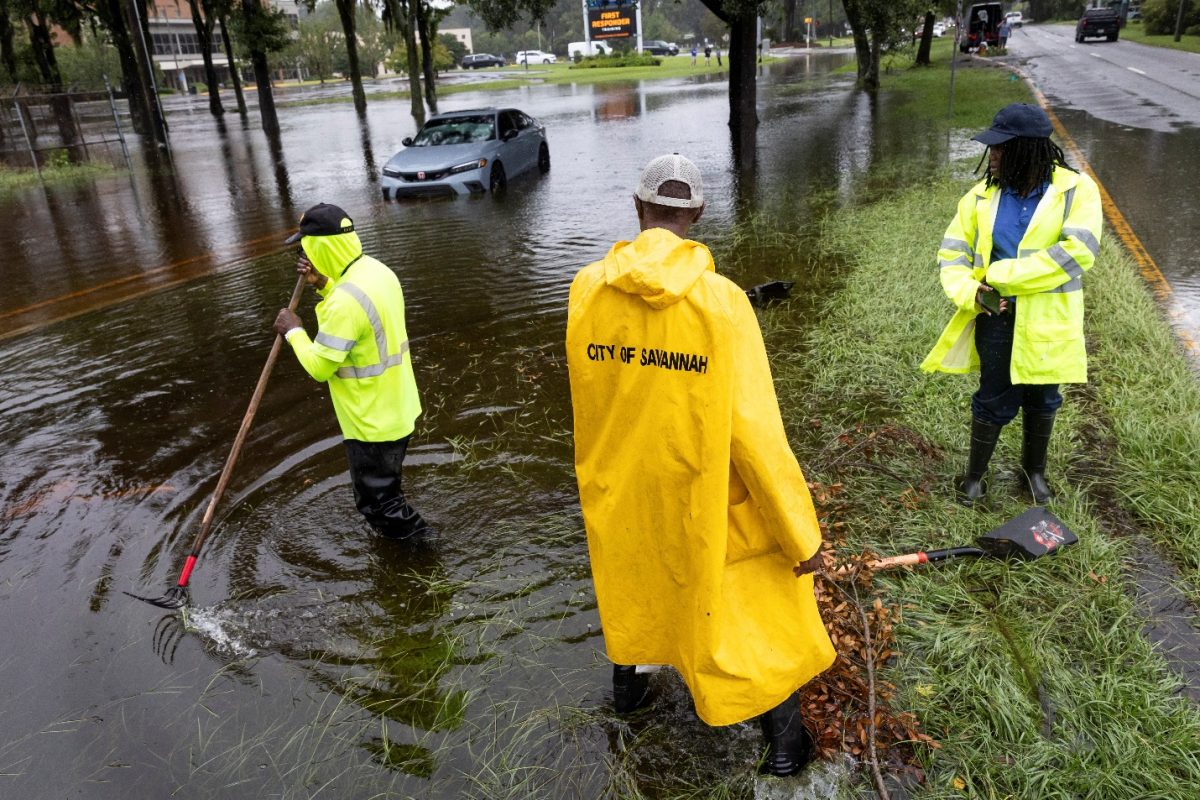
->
[1009,23,1200,131]
[1007,23,1200,347]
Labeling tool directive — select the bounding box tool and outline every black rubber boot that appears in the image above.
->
[956,417,1003,507]
[612,665,652,714]
[1021,411,1056,505]
[757,691,814,777]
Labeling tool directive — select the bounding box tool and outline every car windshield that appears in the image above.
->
[410,115,495,146]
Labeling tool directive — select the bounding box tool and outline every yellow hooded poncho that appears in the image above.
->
[285,229,421,442]
[566,227,835,727]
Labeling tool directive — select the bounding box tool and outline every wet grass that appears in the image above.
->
[762,174,1200,797]
[1119,21,1200,54]
[0,162,117,198]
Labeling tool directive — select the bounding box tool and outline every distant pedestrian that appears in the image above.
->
[275,203,434,543]
[704,43,712,64]
[922,104,1103,507]
[998,20,1011,50]
[690,43,698,65]
[716,46,722,66]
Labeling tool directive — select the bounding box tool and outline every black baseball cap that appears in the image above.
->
[972,103,1053,146]
[284,203,356,244]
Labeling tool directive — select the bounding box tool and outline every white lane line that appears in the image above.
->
[1090,52,1102,57]
[1128,66,1147,75]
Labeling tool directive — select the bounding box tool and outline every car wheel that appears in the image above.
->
[543,58,552,64]
[490,161,507,194]
[538,143,550,174]
[1107,33,1118,41]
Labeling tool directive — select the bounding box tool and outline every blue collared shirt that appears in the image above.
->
[992,181,1048,262]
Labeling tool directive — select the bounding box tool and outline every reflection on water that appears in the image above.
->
[0,52,1114,798]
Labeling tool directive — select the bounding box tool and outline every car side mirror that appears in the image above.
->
[502,129,519,142]
[402,137,413,146]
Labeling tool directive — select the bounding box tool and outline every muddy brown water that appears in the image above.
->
[0,55,1191,798]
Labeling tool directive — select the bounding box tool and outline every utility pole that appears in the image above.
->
[1174,0,1186,43]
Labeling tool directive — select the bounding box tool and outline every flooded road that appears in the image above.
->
[1009,25,1200,348]
[0,53,1020,798]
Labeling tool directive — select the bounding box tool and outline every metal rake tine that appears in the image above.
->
[124,585,191,609]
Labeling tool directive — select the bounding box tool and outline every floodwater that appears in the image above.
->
[0,51,1177,798]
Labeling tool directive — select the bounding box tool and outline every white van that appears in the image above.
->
[568,41,609,58]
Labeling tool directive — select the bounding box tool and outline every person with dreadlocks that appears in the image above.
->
[921,103,1102,506]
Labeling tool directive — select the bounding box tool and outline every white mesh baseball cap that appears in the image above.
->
[635,153,704,209]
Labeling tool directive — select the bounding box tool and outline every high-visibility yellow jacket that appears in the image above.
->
[285,230,421,442]
[921,166,1102,384]
[566,227,835,727]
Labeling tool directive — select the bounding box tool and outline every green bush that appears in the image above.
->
[568,52,661,69]
[1141,0,1199,35]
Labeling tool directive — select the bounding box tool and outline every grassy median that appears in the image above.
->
[740,42,1200,798]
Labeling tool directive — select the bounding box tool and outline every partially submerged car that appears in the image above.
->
[381,108,550,200]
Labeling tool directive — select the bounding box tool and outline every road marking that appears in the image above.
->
[1090,52,1102,57]
[1128,66,1146,75]
[1020,80,1198,354]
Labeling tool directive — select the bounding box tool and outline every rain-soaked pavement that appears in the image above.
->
[0,50,1195,797]
[1008,24,1200,346]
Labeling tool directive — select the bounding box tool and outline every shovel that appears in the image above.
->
[867,508,1078,571]
[127,274,307,609]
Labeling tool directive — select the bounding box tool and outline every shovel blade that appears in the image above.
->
[977,507,1078,560]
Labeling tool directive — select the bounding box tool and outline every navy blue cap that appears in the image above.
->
[284,203,355,244]
[972,103,1053,146]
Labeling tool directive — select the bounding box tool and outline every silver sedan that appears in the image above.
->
[381,107,550,199]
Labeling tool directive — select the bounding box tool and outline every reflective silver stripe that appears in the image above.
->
[1049,276,1083,294]
[336,342,409,379]
[336,282,389,361]
[1062,187,1076,223]
[941,238,973,255]
[940,255,972,269]
[332,281,408,380]
[1063,227,1099,256]
[314,331,356,352]
[1048,243,1085,280]
[1019,248,1039,258]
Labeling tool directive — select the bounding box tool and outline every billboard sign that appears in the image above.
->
[587,4,637,40]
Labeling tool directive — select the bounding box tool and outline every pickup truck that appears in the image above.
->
[1076,7,1120,42]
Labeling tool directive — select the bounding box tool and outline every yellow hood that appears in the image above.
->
[602,227,715,309]
[302,231,364,284]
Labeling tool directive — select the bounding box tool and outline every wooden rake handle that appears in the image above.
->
[174,274,307,588]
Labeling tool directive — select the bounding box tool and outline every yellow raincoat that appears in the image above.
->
[284,229,421,442]
[566,228,835,727]
[920,166,1102,384]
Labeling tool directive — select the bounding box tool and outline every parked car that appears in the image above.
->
[1076,7,1120,42]
[1005,11,1023,27]
[515,49,557,64]
[640,40,679,56]
[932,21,946,37]
[461,53,505,69]
[381,108,550,200]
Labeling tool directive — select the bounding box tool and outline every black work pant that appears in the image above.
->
[972,306,1062,426]
[344,436,430,540]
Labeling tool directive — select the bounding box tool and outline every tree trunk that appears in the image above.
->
[403,0,424,125]
[0,0,18,83]
[242,0,279,137]
[130,0,170,149]
[842,0,872,86]
[187,0,224,116]
[28,8,83,163]
[220,15,246,115]
[915,11,934,66]
[416,1,437,114]
[95,0,150,135]
[335,0,367,115]
[727,15,757,172]
[782,0,797,42]
[864,27,881,91]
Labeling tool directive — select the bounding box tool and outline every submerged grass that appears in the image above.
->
[0,161,117,198]
[763,174,1200,797]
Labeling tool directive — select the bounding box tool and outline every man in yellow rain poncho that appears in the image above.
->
[273,203,432,542]
[566,155,835,777]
